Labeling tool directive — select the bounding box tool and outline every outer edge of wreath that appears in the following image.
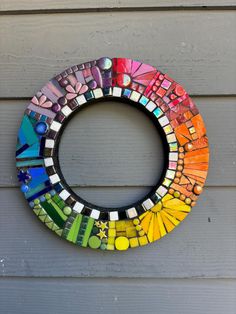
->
[16,57,209,251]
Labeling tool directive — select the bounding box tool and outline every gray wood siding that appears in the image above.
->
[0,3,235,314]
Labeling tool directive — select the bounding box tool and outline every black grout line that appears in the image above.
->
[0,6,235,16]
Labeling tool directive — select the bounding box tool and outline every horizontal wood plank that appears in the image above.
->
[0,187,235,278]
[1,0,236,13]
[0,278,235,314]
[0,11,235,97]
[1,97,235,187]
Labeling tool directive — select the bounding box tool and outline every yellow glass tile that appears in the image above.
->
[125,220,134,228]
[153,214,161,241]
[138,235,148,246]
[163,208,187,221]
[163,198,191,212]
[157,214,167,237]
[108,229,116,237]
[109,221,116,228]
[151,202,162,213]
[126,227,137,238]
[116,231,126,237]
[140,211,152,233]
[129,237,139,248]
[161,212,175,232]
[162,211,180,226]
[116,221,126,231]
[106,244,115,250]
[107,237,115,245]
[162,194,173,202]
[147,214,155,242]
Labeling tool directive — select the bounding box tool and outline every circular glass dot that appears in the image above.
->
[63,206,72,216]
[21,184,29,193]
[98,57,112,70]
[115,237,129,250]
[35,122,48,135]
[88,236,101,249]
[117,73,131,87]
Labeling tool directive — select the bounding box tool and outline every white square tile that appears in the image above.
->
[112,87,122,97]
[50,121,61,132]
[59,189,70,200]
[166,169,175,180]
[90,209,100,219]
[167,133,177,143]
[169,152,178,161]
[126,207,138,218]
[146,101,156,112]
[142,199,154,210]
[130,91,141,102]
[73,202,84,213]
[93,88,103,99]
[45,139,55,149]
[44,157,54,167]
[61,105,72,117]
[49,174,60,184]
[156,185,168,197]
[158,116,169,127]
[109,211,119,221]
[76,94,87,105]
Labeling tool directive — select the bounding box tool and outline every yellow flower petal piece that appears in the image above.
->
[151,202,162,213]
[157,214,166,237]
[162,210,180,226]
[140,211,152,234]
[147,214,155,242]
[164,208,188,221]
[163,198,191,212]
[153,214,161,241]
[161,212,175,232]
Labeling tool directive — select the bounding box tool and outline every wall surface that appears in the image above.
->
[0,1,236,313]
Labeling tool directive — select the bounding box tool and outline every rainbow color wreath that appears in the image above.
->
[16,57,209,250]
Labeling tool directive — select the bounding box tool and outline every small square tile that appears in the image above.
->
[153,107,163,118]
[142,199,154,210]
[146,101,156,112]
[167,133,177,143]
[73,202,84,213]
[76,94,87,105]
[59,189,70,200]
[90,209,100,219]
[44,157,54,167]
[139,95,149,106]
[130,91,141,102]
[61,105,72,117]
[109,211,119,221]
[158,116,169,127]
[50,121,61,132]
[45,139,55,149]
[156,185,168,197]
[49,174,60,184]
[169,152,178,161]
[93,88,103,98]
[126,207,138,218]
[166,169,175,179]
[112,87,122,97]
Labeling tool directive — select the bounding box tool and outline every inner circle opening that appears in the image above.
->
[58,99,167,208]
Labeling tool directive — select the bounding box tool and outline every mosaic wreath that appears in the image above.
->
[16,57,209,251]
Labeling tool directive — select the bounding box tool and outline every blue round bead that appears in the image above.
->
[21,184,29,193]
[35,122,48,135]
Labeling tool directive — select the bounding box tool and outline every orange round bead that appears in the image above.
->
[194,185,203,195]
[185,143,193,151]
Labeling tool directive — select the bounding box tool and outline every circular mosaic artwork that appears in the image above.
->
[16,57,209,251]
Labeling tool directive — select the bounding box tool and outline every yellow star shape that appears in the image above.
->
[95,221,101,228]
[97,230,107,239]
[99,222,108,230]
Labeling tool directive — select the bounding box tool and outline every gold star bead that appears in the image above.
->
[97,230,107,239]
[99,222,108,230]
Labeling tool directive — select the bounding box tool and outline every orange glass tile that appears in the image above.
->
[191,114,206,138]
[183,169,208,179]
[170,183,192,197]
